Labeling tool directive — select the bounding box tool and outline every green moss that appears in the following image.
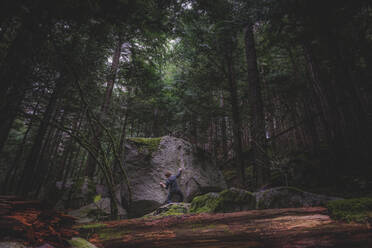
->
[68,237,97,248]
[190,193,220,213]
[326,197,372,223]
[78,223,107,230]
[190,189,256,214]
[214,188,256,212]
[161,204,188,216]
[128,137,162,153]
[78,222,132,241]
[97,229,132,240]
[144,203,190,219]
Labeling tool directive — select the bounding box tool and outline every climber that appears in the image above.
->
[160,168,184,203]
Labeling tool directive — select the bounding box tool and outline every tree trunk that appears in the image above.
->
[85,40,122,178]
[244,24,268,189]
[219,92,228,162]
[2,100,41,194]
[225,52,245,186]
[18,81,63,195]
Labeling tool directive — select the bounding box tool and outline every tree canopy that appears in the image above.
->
[0,0,371,219]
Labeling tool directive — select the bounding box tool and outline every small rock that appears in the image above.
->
[68,237,98,248]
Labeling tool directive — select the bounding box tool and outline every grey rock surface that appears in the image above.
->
[122,136,227,217]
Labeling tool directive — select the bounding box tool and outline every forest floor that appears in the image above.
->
[0,195,78,248]
[1,195,372,248]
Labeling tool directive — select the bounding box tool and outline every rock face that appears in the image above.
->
[255,186,342,209]
[122,136,227,217]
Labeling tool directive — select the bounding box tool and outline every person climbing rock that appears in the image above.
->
[160,168,184,203]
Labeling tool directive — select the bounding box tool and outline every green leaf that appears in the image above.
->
[94,194,102,203]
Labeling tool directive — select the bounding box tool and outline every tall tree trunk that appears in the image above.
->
[244,24,268,189]
[18,81,63,195]
[35,126,64,198]
[2,100,40,194]
[219,91,228,162]
[225,52,245,186]
[85,40,122,178]
[303,42,339,176]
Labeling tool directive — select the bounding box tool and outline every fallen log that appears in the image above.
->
[76,207,372,248]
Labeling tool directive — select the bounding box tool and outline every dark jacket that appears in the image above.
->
[165,170,182,192]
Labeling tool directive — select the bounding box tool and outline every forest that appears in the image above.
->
[0,0,371,247]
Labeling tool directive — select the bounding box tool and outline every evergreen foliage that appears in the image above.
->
[0,0,371,219]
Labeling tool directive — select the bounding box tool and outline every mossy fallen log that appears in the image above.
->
[75,207,372,248]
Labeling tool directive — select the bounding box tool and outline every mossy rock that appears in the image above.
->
[68,237,98,248]
[190,188,256,214]
[255,186,338,209]
[326,197,372,223]
[190,192,220,213]
[256,187,305,209]
[145,203,190,218]
[128,137,161,154]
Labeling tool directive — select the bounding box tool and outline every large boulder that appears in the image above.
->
[121,136,227,217]
[255,186,342,209]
